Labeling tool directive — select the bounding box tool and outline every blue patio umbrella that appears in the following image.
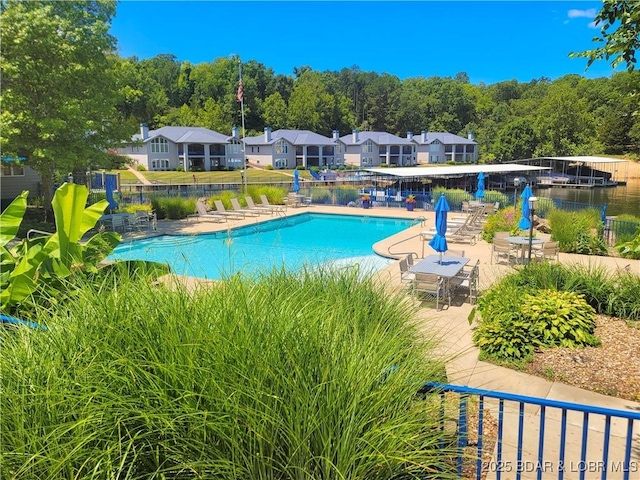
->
[429,195,451,263]
[475,172,485,200]
[517,184,533,230]
[293,169,300,193]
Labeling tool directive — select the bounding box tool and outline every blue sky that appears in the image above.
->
[110,1,620,85]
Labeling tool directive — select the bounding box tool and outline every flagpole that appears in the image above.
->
[238,59,247,195]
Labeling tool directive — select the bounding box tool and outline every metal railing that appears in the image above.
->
[604,218,640,247]
[424,383,640,480]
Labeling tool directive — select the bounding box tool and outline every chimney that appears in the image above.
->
[467,131,475,140]
[332,130,339,140]
[406,131,413,140]
[421,130,427,143]
[352,129,359,143]
[264,127,271,142]
[140,123,149,140]
[232,126,239,139]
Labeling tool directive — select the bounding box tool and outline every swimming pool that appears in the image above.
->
[108,213,414,280]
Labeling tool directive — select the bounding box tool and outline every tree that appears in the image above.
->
[287,71,334,133]
[1,0,131,211]
[572,0,640,71]
[262,92,288,130]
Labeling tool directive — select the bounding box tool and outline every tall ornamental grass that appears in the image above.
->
[1,268,453,479]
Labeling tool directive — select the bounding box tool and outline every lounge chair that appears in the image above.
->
[259,194,286,214]
[230,198,260,217]
[245,196,273,215]
[188,201,226,223]
[213,200,244,220]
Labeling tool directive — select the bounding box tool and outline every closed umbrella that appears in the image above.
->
[518,184,533,230]
[429,195,450,264]
[475,172,485,200]
[293,169,300,193]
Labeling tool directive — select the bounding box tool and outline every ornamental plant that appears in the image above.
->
[1,268,454,478]
[406,194,416,204]
[361,194,371,201]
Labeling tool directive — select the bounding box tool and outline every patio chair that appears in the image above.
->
[398,257,415,285]
[245,196,272,215]
[533,241,559,262]
[187,201,226,223]
[451,259,480,304]
[491,237,516,265]
[133,210,152,229]
[213,200,244,220]
[230,198,260,217]
[412,272,449,310]
[494,231,510,240]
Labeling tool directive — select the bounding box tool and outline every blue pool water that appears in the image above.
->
[108,213,414,280]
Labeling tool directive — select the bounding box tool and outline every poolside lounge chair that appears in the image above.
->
[230,198,260,217]
[213,200,244,220]
[259,194,287,215]
[245,196,272,215]
[188,201,226,223]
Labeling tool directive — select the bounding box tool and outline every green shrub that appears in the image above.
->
[606,271,640,320]
[548,208,606,254]
[534,197,556,218]
[1,269,453,478]
[135,164,147,171]
[482,190,509,207]
[150,196,195,219]
[481,207,519,242]
[264,165,274,170]
[334,186,360,204]
[309,186,331,204]
[245,185,287,205]
[473,285,599,360]
[521,290,599,348]
[615,226,640,259]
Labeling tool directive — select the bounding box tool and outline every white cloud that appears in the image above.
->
[567,8,597,19]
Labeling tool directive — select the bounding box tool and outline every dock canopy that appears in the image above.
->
[363,164,550,179]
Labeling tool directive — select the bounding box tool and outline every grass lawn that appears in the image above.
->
[109,169,312,185]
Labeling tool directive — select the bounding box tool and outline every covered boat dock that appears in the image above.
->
[508,156,630,188]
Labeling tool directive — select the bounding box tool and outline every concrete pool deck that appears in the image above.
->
[120,204,640,477]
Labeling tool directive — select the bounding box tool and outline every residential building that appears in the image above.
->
[117,124,244,171]
[410,131,478,164]
[0,161,40,206]
[244,128,345,169]
[340,130,416,168]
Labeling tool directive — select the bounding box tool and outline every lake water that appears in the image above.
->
[537,177,640,217]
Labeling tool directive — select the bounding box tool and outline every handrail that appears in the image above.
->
[423,382,640,480]
[386,232,422,260]
[27,229,54,240]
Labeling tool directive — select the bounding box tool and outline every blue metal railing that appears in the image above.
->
[424,383,640,480]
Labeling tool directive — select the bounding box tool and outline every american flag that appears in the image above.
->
[237,80,243,103]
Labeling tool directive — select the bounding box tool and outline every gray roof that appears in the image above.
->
[339,131,414,146]
[412,132,477,145]
[141,126,232,144]
[244,129,336,146]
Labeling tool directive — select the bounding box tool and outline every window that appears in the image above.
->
[151,137,169,153]
[274,158,287,169]
[335,143,344,153]
[227,142,241,154]
[362,157,373,166]
[275,140,288,154]
[362,140,374,153]
[1,164,25,176]
[151,159,170,171]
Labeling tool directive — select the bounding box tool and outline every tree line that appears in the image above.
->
[1,0,638,208]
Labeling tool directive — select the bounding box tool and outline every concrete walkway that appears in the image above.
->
[121,204,640,479]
